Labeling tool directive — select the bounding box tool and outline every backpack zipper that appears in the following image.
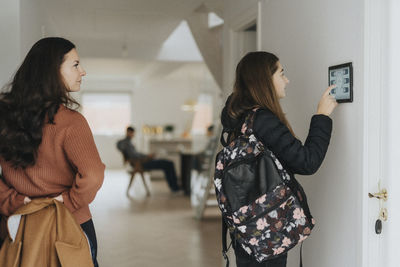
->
[235,193,292,226]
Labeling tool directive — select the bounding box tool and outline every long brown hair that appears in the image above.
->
[0,37,79,168]
[227,51,294,135]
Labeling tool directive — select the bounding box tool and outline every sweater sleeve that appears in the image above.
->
[61,113,105,214]
[253,109,333,175]
[0,176,26,216]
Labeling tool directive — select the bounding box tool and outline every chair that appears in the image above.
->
[122,154,151,198]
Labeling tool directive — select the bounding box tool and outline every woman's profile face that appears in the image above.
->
[272,61,289,99]
[60,48,86,92]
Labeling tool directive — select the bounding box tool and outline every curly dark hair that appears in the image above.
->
[0,37,80,169]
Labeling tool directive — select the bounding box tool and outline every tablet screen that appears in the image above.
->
[328,62,353,103]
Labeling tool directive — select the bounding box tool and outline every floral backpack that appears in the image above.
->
[214,109,315,265]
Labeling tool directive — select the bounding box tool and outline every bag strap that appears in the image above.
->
[300,242,303,267]
[242,108,258,136]
[220,109,259,147]
[222,218,231,267]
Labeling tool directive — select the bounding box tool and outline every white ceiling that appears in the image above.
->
[40,0,223,60]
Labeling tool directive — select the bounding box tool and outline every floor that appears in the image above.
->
[91,169,225,267]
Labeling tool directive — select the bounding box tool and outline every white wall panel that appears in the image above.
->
[0,0,20,87]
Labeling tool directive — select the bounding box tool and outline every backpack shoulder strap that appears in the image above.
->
[220,108,259,146]
[242,108,259,136]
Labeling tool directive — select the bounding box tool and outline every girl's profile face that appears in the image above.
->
[60,48,86,92]
[272,61,289,99]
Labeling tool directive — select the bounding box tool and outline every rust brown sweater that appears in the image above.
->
[0,105,105,224]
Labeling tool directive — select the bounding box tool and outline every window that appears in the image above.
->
[191,94,213,135]
[208,12,224,28]
[81,92,131,135]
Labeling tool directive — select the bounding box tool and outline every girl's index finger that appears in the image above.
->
[326,84,337,96]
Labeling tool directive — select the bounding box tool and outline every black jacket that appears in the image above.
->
[221,107,333,176]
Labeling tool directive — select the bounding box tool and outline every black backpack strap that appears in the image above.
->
[222,218,231,267]
[299,242,303,267]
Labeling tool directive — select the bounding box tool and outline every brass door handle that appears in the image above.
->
[368,188,388,201]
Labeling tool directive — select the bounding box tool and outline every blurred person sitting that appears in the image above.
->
[116,126,180,192]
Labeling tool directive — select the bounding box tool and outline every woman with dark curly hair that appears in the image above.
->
[0,37,104,266]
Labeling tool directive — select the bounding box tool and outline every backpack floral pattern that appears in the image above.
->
[214,109,315,262]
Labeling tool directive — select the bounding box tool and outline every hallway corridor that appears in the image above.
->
[91,170,222,267]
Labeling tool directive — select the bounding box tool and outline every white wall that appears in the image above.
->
[223,0,364,266]
[19,0,47,57]
[2,0,58,86]
[0,0,21,87]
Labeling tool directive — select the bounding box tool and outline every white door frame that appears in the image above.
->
[383,1,400,266]
[362,0,400,266]
[225,3,259,95]
[362,0,386,265]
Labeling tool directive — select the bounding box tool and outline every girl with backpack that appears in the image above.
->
[219,51,337,267]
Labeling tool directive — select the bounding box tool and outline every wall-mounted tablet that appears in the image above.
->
[328,62,353,103]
